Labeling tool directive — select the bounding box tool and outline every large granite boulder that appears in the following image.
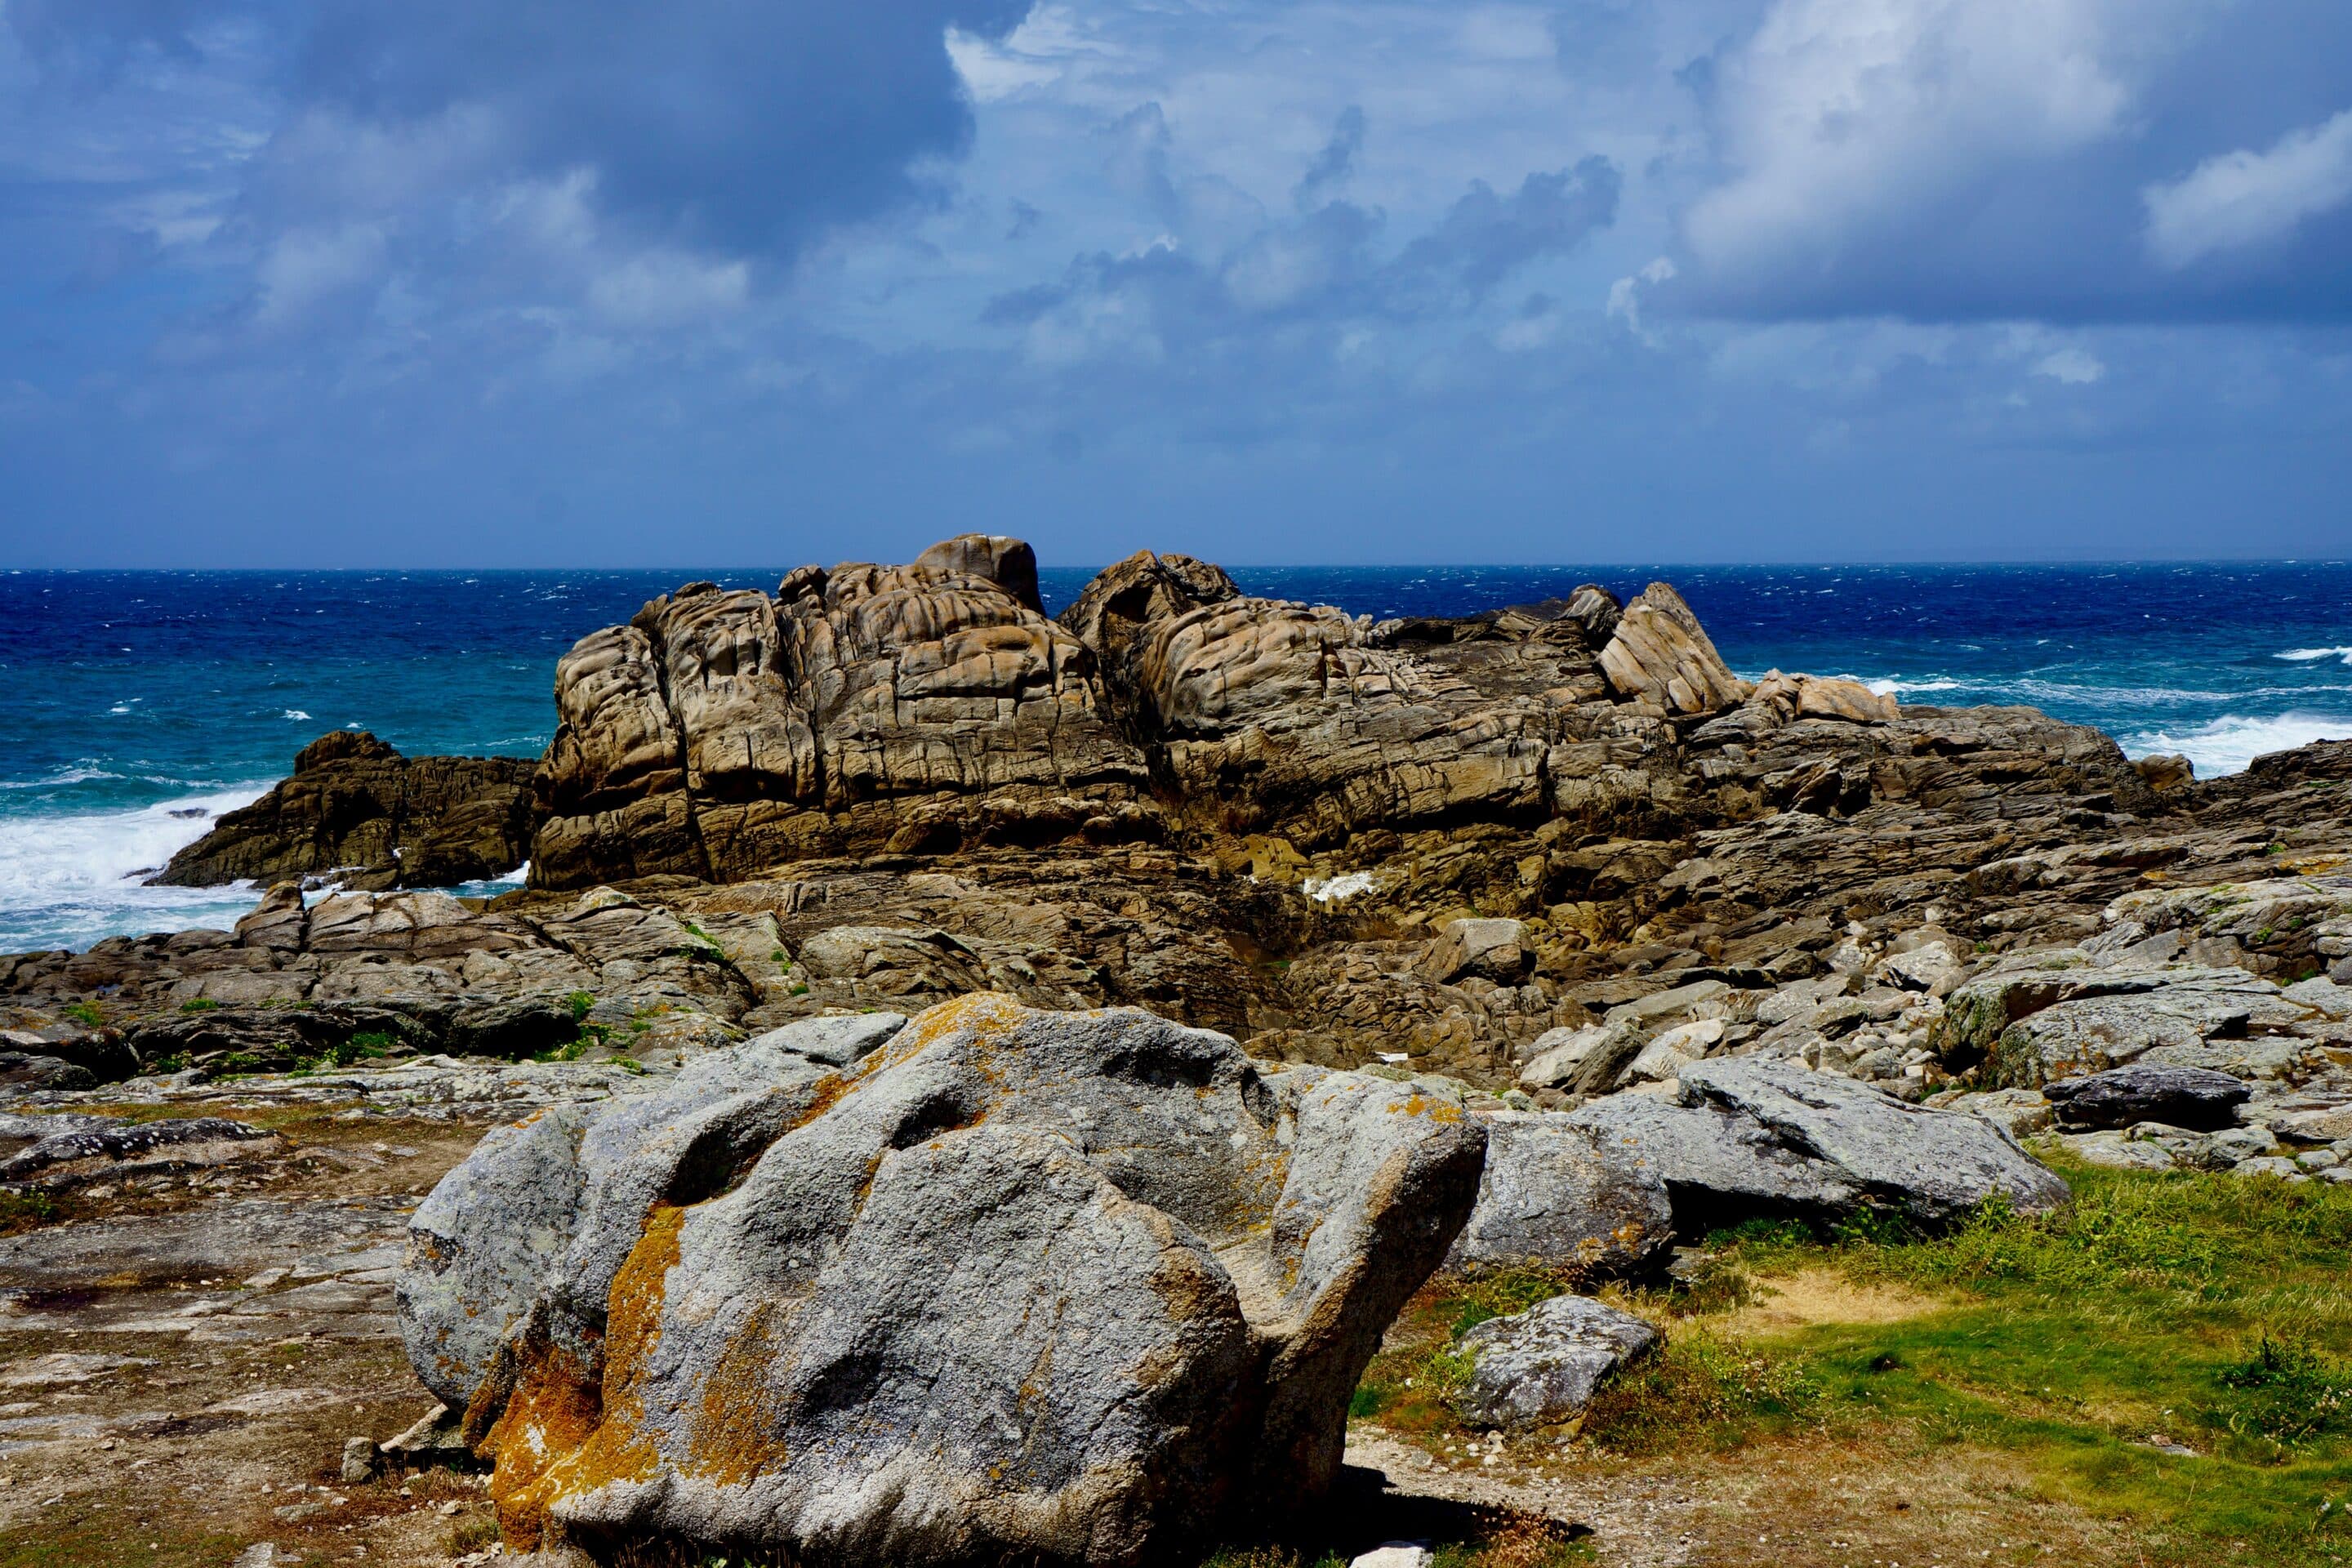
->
[395,996,1486,1566]
[1597,583,1752,715]
[154,730,537,890]
[2041,1064,2251,1131]
[1569,1058,2067,1230]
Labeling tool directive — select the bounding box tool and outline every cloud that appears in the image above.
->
[1391,158,1621,304]
[985,142,1619,365]
[2033,346,2105,385]
[12,0,1036,265]
[1659,0,2352,323]
[1294,106,1365,210]
[2145,109,2352,269]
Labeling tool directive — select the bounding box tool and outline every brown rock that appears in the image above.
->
[1598,582,1753,714]
[154,731,535,890]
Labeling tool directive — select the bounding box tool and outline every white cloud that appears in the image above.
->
[2143,108,2352,268]
[253,223,390,327]
[586,251,751,329]
[1606,256,1676,336]
[2033,346,2106,384]
[1684,0,2132,279]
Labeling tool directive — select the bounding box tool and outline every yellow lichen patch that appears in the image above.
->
[686,1297,791,1486]
[482,1338,605,1553]
[873,991,1027,1072]
[486,1205,684,1550]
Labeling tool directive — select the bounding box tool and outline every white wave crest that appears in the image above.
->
[1864,677,1965,697]
[2278,647,2352,666]
[2123,712,2352,778]
[0,783,270,952]
[283,709,312,720]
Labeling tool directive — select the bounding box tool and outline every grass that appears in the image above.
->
[1349,1153,2352,1566]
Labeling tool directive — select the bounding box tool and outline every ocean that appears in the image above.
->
[2,562,2347,955]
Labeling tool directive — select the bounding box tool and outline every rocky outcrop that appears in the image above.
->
[397,996,1486,1565]
[1597,583,1751,715]
[154,731,536,890]
[532,538,1155,888]
[2041,1063,2251,1130]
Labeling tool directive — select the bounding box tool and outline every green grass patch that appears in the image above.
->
[1688,1157,2352,1562]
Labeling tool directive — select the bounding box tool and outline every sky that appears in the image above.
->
[1,0,2349,568]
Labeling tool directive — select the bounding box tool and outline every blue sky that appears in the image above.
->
[2,0,2348,567]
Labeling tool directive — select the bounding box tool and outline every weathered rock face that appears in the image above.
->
[1570,1058,2069,1231]
[1444,1113,1673,1281]
[1597,583,1752,715]
[2042,1064,2251,1130]
[533,538,1156,889]
[154,731,536,890]
[397,996,1486,1566]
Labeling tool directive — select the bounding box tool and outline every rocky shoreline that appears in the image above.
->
[2,536,2348,1566]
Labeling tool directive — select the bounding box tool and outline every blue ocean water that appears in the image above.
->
[2,562,2348,953]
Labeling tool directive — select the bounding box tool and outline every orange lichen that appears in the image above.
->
[484,1205,684,1551]
[687,1298,790,1486]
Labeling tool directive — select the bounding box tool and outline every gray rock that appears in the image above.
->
[398,994,1486,1565]
[0,1116,281,1189]
[1415,918,1526,984]
[1950,1088,2055,1141]
[1455,1294,1658,1430]
[1569,1059,2067,1230]
[2209,1124,2281,1163]
[1445,1113,1673,1281]
[1984,983,2280,1087]
[1517,1021,1643,1094]
[2060,1130,2180,1171]
[740,1011,907,1068]
[341,1436,380,1485]
[2042,1064,2251,1131]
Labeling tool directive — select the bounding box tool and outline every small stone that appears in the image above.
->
[273,1501,327,1522]
[341,1437,379,1485]
[233,1548,278,1568]
[440,1500,465,1517]
[1349,1545,1434,1568]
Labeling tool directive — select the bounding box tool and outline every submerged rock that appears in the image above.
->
[396,996,1486,1566]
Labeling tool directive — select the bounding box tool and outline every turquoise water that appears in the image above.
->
[2,562,2347,951]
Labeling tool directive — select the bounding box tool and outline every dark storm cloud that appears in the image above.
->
[10,0,1036,261]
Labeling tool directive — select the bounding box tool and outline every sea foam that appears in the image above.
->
[2123,712,2352,780]
[0,784,269,953]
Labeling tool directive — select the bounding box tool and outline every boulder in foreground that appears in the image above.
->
[397,996,1486,1566]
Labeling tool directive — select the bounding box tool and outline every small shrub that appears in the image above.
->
[444,1517,498,1557]
[177,997,220,1013]
[565,990,596,1022]
[2212,1334,2352,1444]
[63,1001,104,1027]
[1579,1327,1819,1455]
[296,1031,395,1071]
